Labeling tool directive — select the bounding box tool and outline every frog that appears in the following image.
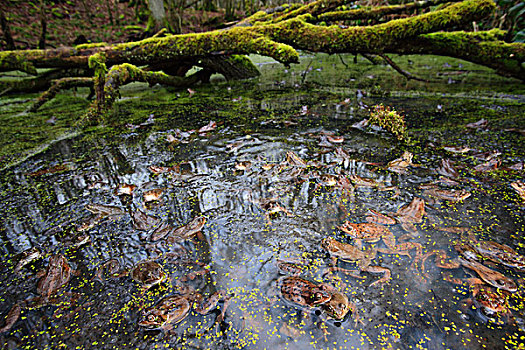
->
[322,237,391,287]
[1,254,77,333]
[337,222,422,267]
[349,175,391,190]
[423,188,471,202]
[138,284,231,331]
[511,180,525,201]
[465,232,525,270]
[131,205,161,231]
[391,197,426,233]
[164,216,206,243]
[77,203,127,231]
[277,276,359,326]
[129,260,169,290]
[387,151,417,174]
[278,276,333,308]
[92,258,121,283]
[421,246,517,292]
[316,283,361,324]
[442,274,514,325]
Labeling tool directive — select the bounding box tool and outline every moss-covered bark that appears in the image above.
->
[0,0,523,122]
[317,0,454,22]
[29,77,93,112]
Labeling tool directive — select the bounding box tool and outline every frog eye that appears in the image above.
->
[339,303,346,309]
[147,314,156,321]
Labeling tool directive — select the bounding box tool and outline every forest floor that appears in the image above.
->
[0,0,231,50]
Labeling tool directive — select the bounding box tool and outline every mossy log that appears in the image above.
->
[29,77,93,112]
[0,0,523,123]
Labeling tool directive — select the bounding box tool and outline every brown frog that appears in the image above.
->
[423,188,471,202]
[138,285,230,331]
[422,247,517,292]
[511,180,525,201]
[129,260,169,290]
[387,151,417,174]
[322,237,390,287]
[1,254,77,333]
[278,276,332,308]
[131,205,161,231]
[77,203,127,231]
[442,274,514,324]
[466,233,525,270]
[164,216,206,243]
[392,197,426,233]
[337,222,422,266]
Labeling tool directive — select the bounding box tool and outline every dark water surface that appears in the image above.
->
[1,68,525,349]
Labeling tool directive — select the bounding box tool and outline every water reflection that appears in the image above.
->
[0,110,524,349]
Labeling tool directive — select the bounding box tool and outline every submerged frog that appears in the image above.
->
[151,216,206,243]
[337,222,422,266]
[1,254,77,333]
[277,276,357,324]
[392,197,426,233]
[131,205,161,231]
[322,237,391,287]
[423,188,471,202]
[129,260,169,290]
[466,233,525,271]
[138,286,230,331]
[77,203,127,231]
[278,276,332,308]
[442,274,514,324]
[422,247,517,292]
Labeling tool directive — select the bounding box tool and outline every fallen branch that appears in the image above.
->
[379,54,430,82]
[29,77,93,112]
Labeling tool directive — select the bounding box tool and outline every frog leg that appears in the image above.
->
[380,242,423,270]
[325,267,365,280]
[348,301,365,326]
[194,291,233,327]
[362,265,391,287]
[400,222,418,235]
[381,232,397,251]
[0,303,21,333]
[421,250,460,279]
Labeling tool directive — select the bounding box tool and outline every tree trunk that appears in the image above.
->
[0,8,15,50]
[147,0,167,32]
[0,0,523,124]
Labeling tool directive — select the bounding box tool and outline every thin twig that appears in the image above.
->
[338,54,348,68]
[301,58,314,85]
[379,54,430,82]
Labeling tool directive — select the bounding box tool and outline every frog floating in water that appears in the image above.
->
[1,254,78,333]
[138,284,231,331]
[322,237,390,287]
[128,260,169,290]
[77,203,127,231]
[150,216,206,242]
[422,245,517,292]
[337,222,422,268]
[273,256,361,326]
[277,275,358,325]
[464,232,525,271]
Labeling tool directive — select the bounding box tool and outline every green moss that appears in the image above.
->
[74,42,109,50]
[369,104,407,141]
[0,51,38,75]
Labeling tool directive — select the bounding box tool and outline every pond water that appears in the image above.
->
[0,54,524,349]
